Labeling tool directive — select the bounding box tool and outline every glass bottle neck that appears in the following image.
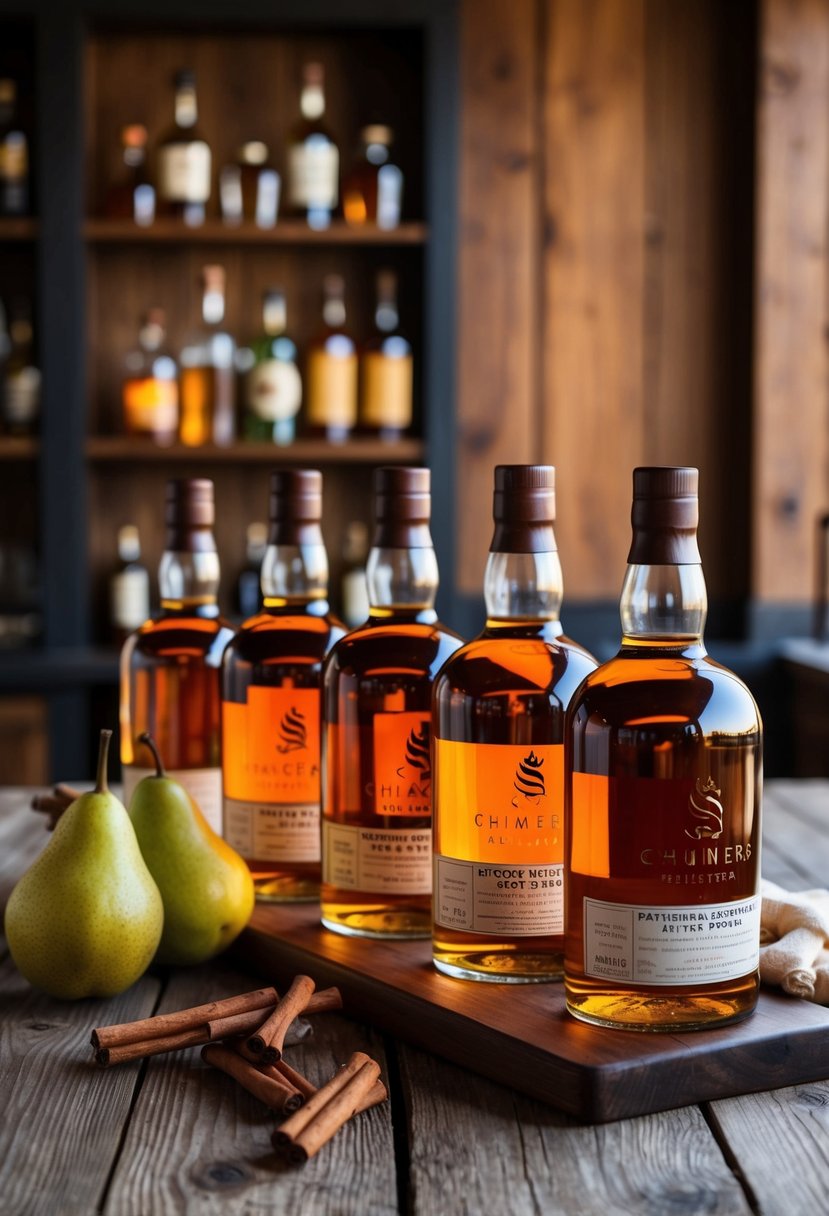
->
[203,287,225,326]
[159,549,220,612]
[484,550,563,627]
[261,542,329,607]
[367,546,438,617]
[620,563,707,644]
[175,87,198,129]
[300,84,325,121]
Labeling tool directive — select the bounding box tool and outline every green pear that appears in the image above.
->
[129,734,255,966]
[5,729,163,999]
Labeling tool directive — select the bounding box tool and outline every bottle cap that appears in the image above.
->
[373,466,432,547]
[269,468,322,523]
[175,69,196,89]
[165,478,216,550]
[491,465,557,554]
[362,124,393,146]
[238,140,268,165]
[628,466,701,565]
[121,123,148,149]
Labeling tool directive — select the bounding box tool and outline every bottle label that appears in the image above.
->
[306,347,358,427]
[288,139,338,209]
[158,141,211,203]
[245,360,302,422]
[372,711,431,817]
[432,739,564,933]
[582,895,761,986]
[123,377,179,437]
[110,569,150,632]
[122,764,223,835]
[322,820,431,894]
[223,798,319,863]
[222,687,320,804]
[360,350,413,429]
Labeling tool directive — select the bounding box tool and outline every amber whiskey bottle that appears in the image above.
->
[564,467,762,1031]
[432,466,597,981]
[320,466,463,938]
[119,479,234,833]
[221,470,345,901]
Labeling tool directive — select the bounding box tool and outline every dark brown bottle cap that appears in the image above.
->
[164,479,216,552]
[268,468,324,544]
[628,466,701,565]
[491,465,557,554]
[373,466,432,547]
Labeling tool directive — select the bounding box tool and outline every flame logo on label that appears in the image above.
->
[514,751,546,799]
[685,776,724,840]
[398,724,431,782]
[275,707,307,754]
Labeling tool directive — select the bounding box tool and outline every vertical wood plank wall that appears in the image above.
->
[457,0,816,620]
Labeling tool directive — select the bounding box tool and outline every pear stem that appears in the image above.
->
[138,732,166,778]
[96,729,112,794]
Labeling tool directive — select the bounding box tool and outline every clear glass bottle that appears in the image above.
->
[432,466,597,981]
[120,479,234,834]
[156,70,211,226]
[359,269,413,441]
[564,467,762,1031]
[222,470,345,900]
[109,524,151,646]
[321,466,464,938]
[235,521,268,620]
[241,289,302,444]
[340,520,370,629]
[179,265,235,447]
[305,274,357,444]
[343,124,403,229]
[286,63,339,230]
[122,308,178,444]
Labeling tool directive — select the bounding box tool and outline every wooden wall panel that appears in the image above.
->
[456,0,539,596]
[753,0,829,604]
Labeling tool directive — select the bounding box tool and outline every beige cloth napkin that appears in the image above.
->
[761,878,829,1002]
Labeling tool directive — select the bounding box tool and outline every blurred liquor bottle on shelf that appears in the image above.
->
[156,70,211,226]
[109,524,151,646]
[0,79,29,216]
[220,141,280,229]
[241,288,302,444]
[179,265,235,446]
[343,125,403,230]
[120,479,234,834]
[306,274,357,444]
[122,308,178,444]
[286,63,338,230]
[0,542,40,648]
[2,299,39,435]
[104,124,155,226]
[235,521,268,620]
[359,269,413,441]
[340,520,370,628]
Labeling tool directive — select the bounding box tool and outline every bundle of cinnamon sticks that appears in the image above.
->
[91,974,387,1163]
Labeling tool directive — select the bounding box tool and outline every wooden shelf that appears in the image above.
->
[84,219,429,246]
[0,436,38,461]
[85,436,426,464]
[0,217,37,242]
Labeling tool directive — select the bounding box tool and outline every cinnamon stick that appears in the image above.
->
[271,1052,377,1149]
[201,1044,304,1113]
[270,1058,317,1101]
[273,1056,385,1164]
[92,987,279,1052]
[246,975,316,1063]
[97,1026,207,1067]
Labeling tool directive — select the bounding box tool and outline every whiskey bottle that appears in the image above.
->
[120,479,234,834]
[432,466,597,981]
[359,269,413,441]
[2,299,39,436]
[109,524,151,646]
[287,63,338,230]
[305,274,357,444]
[157,70,211,226]
[179,265,235,447]
[343,124,403,229]
[122,308,178,444]
[222,470,345,900]
[104,124,154,225]
[564,467,762,1030]
[242,289,302,444]
[0,79,28,217]
[321,466,463,938]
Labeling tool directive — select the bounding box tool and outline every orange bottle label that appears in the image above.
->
[372,711,431,817]
[223,686,320,805]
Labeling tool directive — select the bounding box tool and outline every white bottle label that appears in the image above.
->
[582,894,761,986]
[288,139,338,210]
[122,765,223,835]
[434,855,563,936]
[223,797,320,863]
[245,360,302,422]
[322,820,431,894]
[158,142,211,203]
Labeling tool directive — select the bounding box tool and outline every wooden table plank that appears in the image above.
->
[102,961,398,1216]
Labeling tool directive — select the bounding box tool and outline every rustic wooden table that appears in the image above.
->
[2,782,829,1216]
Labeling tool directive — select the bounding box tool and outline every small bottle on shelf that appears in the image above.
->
[359,269,413,442]
[305,274,357,444]
[121,308,178,444]
[179,265,235,447]
[235,521,268,620]
[340,520,370,628]
[286,63,339,230]
[320,466,463,938]
[2,299,40,436]
[564,467,762,1031]
[109,524,151,646]
[241,289,302,444]
[156,70,211,227]
[343,125,403,229]
[222,469,345,901]
[432,466,597,982]
[220,142,280,229]
[120,479,234,834]
[104,124,155,225]
[0,79,29,217]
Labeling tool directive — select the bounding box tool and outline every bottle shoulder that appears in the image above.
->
[325,617,463,675]
[223,610,345,664]
[128,613,234,663]
[434,630,598,697]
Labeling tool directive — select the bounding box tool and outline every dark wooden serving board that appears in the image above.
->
[235,903,829,1124]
